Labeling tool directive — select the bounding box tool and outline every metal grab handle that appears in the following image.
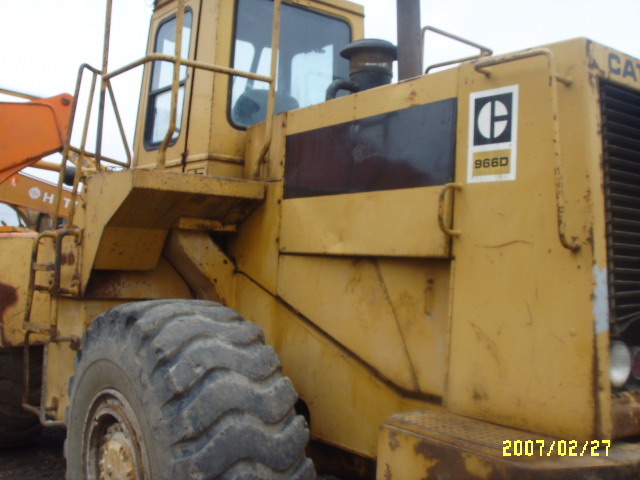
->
[422,26,492,74]
[474,48,572,86]
[474,48,580,252]
[438,183,462,237]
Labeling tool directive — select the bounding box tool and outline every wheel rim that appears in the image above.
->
[83,389,148,480]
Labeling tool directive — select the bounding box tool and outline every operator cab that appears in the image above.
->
[134,0,363,176]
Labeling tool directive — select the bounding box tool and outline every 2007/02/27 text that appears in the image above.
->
[503,439,611,457]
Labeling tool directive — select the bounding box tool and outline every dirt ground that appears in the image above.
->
[0,427,66,479]
[0,429,344,479]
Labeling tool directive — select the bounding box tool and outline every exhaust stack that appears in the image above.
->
[396,0,422,80]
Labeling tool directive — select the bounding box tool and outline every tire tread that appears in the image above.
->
[68,300,313,479]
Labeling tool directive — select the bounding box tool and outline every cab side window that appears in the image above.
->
[144,11,193,149]
[0,203,27,228]
[230,0,351,128]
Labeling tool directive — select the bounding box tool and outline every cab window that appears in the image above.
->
[144,11,193,149]
[230,0,351,128]
[0,203,27,228]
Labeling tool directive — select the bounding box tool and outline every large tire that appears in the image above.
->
[0,346,43,448]
[66,300,315,479]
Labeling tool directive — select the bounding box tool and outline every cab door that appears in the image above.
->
[133,0,199,169]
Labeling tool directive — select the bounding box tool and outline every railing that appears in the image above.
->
[50,0,282,227]
[21,228,82,425]
[421,26,492,74]
[12,0,282,425]
[474,48,579,252]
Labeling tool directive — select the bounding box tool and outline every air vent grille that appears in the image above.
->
[601,80,640,332]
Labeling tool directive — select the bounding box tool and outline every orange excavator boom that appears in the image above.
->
[0,92,74,185]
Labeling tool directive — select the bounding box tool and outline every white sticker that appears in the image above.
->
[467,85,519,183]
[592,265,609,335]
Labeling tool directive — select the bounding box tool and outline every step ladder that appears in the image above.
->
[21,228,82,425]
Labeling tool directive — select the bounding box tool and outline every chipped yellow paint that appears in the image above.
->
[376,426,439,480]
[461,453,495,479]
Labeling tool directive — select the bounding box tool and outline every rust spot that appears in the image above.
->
[477,240,532,249]
[414,440,434,460]
[588,53,606,78]
[85,272,119,298]
[416,439,502,480]
[0,283,18,315]
[61,252,76,266]
[0,282,18,344]
[470,322,504,375]
[388,430,400,452]
[586,226,595,251]
[525,301,533,326]
[612,390,640,439]
[472,387,489,402]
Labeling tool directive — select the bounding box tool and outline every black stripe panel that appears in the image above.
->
[284,98,457,199]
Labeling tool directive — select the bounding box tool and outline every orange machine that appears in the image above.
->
[0,92,74,185]
[0,172,74,218]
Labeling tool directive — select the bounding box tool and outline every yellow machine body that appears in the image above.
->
[2,0,640,478]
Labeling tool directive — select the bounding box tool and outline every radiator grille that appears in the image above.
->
[601,81,640,333]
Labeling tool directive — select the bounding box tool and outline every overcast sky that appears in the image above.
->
[1,0,639,162]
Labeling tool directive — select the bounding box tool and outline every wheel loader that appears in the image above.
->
[1,0,640,478]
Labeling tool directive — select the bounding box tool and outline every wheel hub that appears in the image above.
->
[99,424,136,480]
[83,389,148,480]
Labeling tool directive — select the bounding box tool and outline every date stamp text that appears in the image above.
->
[503,439,611,457]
